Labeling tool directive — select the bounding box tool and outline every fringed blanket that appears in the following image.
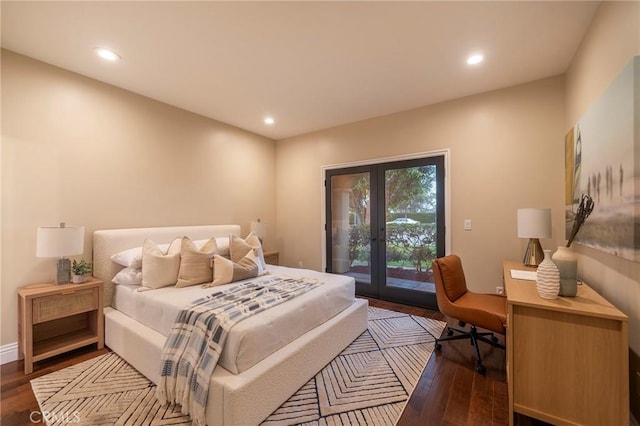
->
[156,276,321,425]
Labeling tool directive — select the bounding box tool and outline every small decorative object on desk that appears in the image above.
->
[71,259,92,284]
[552,246,578,296]
[554,194,594,297]
[536,250,560,299]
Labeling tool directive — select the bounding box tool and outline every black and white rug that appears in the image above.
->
[31,307,445,425]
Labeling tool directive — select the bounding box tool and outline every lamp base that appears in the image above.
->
[56,257,71,284]
[522,238,545,267]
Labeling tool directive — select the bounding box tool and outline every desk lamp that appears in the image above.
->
[517,208,551,267]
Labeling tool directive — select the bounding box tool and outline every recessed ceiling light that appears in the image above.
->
[95,47,120,62]
[466,54,484,65]
[264,117,275,125]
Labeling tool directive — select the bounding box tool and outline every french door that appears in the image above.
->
[325,156,445,309]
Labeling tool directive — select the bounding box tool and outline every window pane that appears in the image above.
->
[330,172,372,285]
[384,165,436,293]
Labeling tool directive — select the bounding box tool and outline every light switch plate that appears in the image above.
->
[464,219,472,230]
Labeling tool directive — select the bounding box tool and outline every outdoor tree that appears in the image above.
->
[349,174,370,225]
[385,166,436,214]
[346,166,438,274]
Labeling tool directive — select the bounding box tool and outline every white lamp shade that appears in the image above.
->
[250,220,267,239]
[517,208,552,239]
[36,226,84,258]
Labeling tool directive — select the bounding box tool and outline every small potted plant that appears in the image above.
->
[71,259,92,284]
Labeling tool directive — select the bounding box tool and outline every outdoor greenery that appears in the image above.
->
[348,166,436,226]
[349,223,437,272]
[346,165,439,273]
[386,223,437,271]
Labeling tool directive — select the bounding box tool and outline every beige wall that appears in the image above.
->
[1,50,277,347]
[276,76,566,296]
[2,0,638,365]
[276,0,640,357]
[564,0,640,354]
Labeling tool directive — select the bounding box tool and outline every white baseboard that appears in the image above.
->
[0,341,18,365]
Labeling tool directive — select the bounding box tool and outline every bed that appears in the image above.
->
[93,224,368,426]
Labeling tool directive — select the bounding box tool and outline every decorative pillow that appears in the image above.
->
[189,237,229,256]
[229,233,267,274]
[141,238,181,289]
[112,267,142,285]
[215,237,230,257]
[176,237,219,288]
[206,251,259,287]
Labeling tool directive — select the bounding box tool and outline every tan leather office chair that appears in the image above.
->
[432,254,506,374]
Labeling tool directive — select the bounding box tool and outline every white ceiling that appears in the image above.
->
[1,1,600,140]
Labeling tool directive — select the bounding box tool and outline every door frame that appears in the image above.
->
[320,149,451,278]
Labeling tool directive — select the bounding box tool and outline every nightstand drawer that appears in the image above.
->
[33,288,98,324]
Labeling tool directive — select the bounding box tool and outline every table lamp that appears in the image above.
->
[250,219,267,245]
[36,223,84,284]
[517,208,551,267]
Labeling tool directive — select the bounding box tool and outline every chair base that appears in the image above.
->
[434,321,505,375]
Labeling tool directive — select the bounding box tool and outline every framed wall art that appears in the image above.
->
[565,56,639,262]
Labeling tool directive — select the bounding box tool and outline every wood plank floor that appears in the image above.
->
[370,298,514,426]
[1,298,545,425]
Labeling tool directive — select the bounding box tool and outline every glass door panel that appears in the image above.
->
[383,165,438,294]
[327,169,377,296]
[326,156,444,309]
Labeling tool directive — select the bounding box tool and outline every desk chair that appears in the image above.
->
[432,255,506,374]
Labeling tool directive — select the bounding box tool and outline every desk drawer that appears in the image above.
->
[33,288,98,324]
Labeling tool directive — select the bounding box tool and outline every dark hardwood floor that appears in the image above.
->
[369,298,511,426]
[1,298,544,426]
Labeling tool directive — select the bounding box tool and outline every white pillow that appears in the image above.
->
[141,238,181,289]
[111,247,143,268]
[111,241,173,268]
[112,267,142,285]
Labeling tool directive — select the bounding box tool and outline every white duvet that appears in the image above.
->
[112,265,356,374]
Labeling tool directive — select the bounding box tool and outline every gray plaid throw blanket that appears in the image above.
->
[156,275,321,426]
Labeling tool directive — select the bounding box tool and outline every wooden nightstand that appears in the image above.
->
[263,250,280,266]
[18,278,104,374]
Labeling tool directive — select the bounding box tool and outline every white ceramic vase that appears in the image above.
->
[552,246,578,297]
[536,250,560,299]
[72,274,86,284]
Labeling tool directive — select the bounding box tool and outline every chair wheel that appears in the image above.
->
[435,343,442,351]
[475,363,486,375]
[447,329,454,336]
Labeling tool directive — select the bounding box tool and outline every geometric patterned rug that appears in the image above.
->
[261,307,445,425]
[31,306,445,426]
[30,352,189,425]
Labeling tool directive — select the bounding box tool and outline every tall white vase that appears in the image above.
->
[536,250,560,299]
[552,246,578,297]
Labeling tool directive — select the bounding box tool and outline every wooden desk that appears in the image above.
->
[503,260,628,426]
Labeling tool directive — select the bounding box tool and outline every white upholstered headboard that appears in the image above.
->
[93,224,241,306]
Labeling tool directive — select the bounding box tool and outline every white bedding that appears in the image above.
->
[112,265,355,374]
